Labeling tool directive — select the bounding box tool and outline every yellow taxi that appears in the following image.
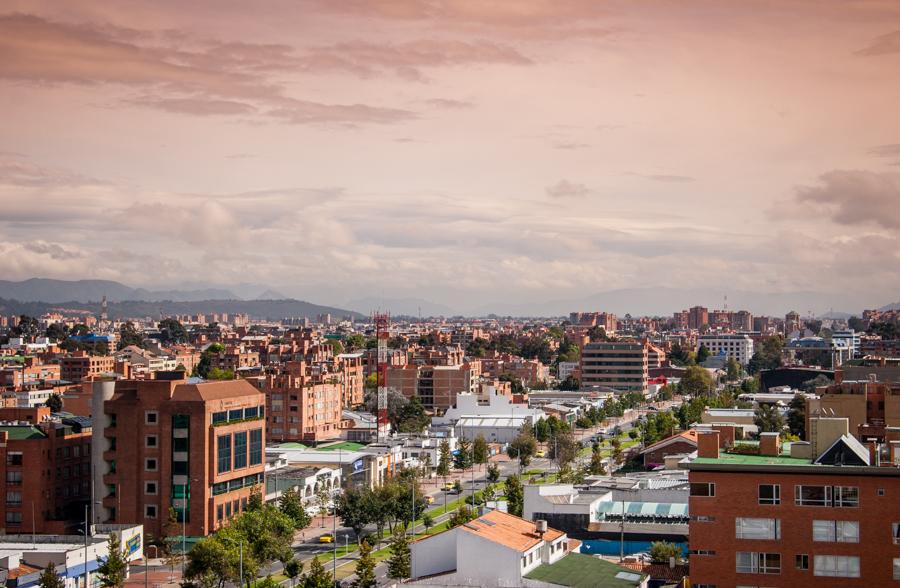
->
[535,450,546,458]
[425,495,435,504]
[318,534,334,544]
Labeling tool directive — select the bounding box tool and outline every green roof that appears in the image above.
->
[314,441,365,452]
[278,442,308,449]
[0,426,47,440]
[525,553,645,588]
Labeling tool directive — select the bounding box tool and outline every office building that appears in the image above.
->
[579,341,648,394]
[697,334,755,365]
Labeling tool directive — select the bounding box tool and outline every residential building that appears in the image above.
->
[698,334,755,365]
[385,361,481,412]
[579,341,648,394]
[807,378,900,441]
[688,306,709,330]
[0,408,92,534]
[557,361,579,382]
[98,376,267,537]
[640,430,698,467]
[260,364,343,444]
[686,419,900,587]
[409,508,574,585]
[59,352,115,382]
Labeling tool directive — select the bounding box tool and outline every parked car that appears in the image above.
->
[319,534,334,543]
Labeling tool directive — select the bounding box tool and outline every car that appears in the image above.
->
[319,534,334,543]
[425,495,435,504]
[535,450,546,458]
[442,483,454,491]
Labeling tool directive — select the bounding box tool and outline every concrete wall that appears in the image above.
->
[411,528,458,579]
[457,532,525,586]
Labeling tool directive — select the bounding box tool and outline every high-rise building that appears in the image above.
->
[688,306,709,330]
[579,341,648,393]
[98,377,266,537]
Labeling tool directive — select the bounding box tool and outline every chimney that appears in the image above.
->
[712,424,736,447]
[759,432,780,456]
[697,430,720,458]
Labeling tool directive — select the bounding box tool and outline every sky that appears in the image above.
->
[1,0,899,316]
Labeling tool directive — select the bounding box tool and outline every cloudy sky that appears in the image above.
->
[1,0,899,315]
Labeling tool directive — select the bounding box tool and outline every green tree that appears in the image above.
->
[725,357,742,381]
[396,395,430,433]
[558,375,580,391]
[12,315,41,338]
[45,322,68,342]
[787,394,806,439]
[696,344,711,364]
[206,367,234,380]
[680,365,714,396]
[345,333,366,351]
[754,403,785,434]
[158,318,187,344]
[421,513,434,533]
[38,562,64,588]
[336,485,375,541]
[454,438,472,470]
[747,335,784,375]
[45,393,63,413]
[300,556,333,588]
[589,449,607,475]
[279,489,311,531]
[486,463,500,484]
[447,505,477,528]
[315,486,331,526]
[437,440,451,482]
[324,339,344,355]
[284,559,303,588]
[117,321,143,349]
[649,541,682,563]
[255,576,280,588]
[472,435,489,468]
[505,475,524,517]
[96,533,128,587]
[386,530,411,581]
[548,429,578,470]
[506,429,537,470]
[534,418,550,443]
[352,540,377,588]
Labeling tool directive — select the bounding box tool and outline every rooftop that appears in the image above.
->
[457,509,563,552]
[0,426,47,440]
[525,553,645,588]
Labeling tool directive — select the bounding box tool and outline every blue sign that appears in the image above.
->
[126,534,141,556]
[352,458,365,473]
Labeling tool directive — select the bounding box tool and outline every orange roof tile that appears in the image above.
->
[457,509,564,552]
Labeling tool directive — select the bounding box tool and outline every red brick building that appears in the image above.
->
[687,421,900,587]
[59,351,115,381]
[0,407,92,534]
[258,361,343,444]
[100,377,266,537]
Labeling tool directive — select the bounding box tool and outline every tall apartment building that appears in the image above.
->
[335,352,365,407]
[687,419,900,587]
[259,362,342,444]
[59,351,115,382]
[579,341,648,393]
[98,376,266,537]
[688,306,709,330]
[0,407,92,534]
[697,334,755,365]
[385,361,481,411]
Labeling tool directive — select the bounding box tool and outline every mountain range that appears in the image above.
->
[0,278,237,303]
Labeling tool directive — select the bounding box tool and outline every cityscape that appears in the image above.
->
[2,2,900,588]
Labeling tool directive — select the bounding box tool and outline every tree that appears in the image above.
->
[486,463,500,484]
[386,530,411,581]
[45,393,63,413]
[787,394,806,439]
[498,373,525,394]
[548,429,578,470]
[747,335,784,375]
[696,344,711,364]
[437,440,451,482]
[472,435,489,468]
[12,315,40,338]
[575,416,593,429]
[589,449,607,475]
[352,540,377,588]
[680,365,714,396]
[454,438,472,470]
[96,533,128,587]
[506,429,537,470]
[345,333,366,351]
[801,374,832,392]
[38,562,64,588]
[158,318,187,344]
[206,367,234,380]
[754,403,784,434]
[279,489,311,531]
[587,325,608,342]
[534,418,550,443]
[324,339,344,355]
[336,485,375,542]
[256,576,281,588]
[284,559,303,588]
[117,321,143,349]
[725,357,742,382]
[505,475,524,517]
[422,513,435,533]
[315,486,331,526]
[649,541,682,563]
[45,322,68,342]
[447,505,477,528]
[396,395,430,433]
[300,556,333,588]
[558,375,580,391]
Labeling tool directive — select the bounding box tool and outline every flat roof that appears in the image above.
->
[0,426,47,440]
[525,553,645,588]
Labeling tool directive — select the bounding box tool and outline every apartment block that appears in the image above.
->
[59,351,115,382]
[807,379,900,441]
[687,421,900,587]
[385,361,480,411]
[98,377,266,537]
[260,362,342,444]
[579,341,648,393]
[698,334,755,365]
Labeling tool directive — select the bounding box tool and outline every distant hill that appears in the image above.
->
[0,278,237,303]
[346,296,457,318]
[879,301,900,311]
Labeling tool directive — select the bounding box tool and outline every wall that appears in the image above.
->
[410,527,458,578]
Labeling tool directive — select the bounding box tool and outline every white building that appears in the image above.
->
[831,329,860,357]
[697,334,754,365]
[557,361,579,382]
[410,509,573,586]
[432,391,545,428]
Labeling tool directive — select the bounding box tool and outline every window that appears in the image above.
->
[690,482,715,497]
[244,406,258,419]
[145,458,158,471]
[6,491,21,506]
[795,485,831,506]
[6,512,22,524]
[833,486,858,508]
[796,554,809,570]
[234,432,248,470]
[6,452,23,466]
[878,488,885,496]
[145,481,157,495]
[217,504,224,521]
[212,411,227,425]
[812,520,859,543]
[145,505,157,519]
[226,501,232,517]
[146,435,158,448]
[893,523,900,545]
[6,471,22,485]
[229,409,243,421]
[217,434,232,473]
[145,411,158,425]
[758,484,780,505]
[813,555,860,578]
[736,518,780,540]
[249,429,263,465]
[894,558,900,580]
[736,552,781,574]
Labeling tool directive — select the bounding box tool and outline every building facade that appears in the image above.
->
[580,341,648,394]
[697,334,755,365]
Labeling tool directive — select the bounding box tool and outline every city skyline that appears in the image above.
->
[2,0,899,315]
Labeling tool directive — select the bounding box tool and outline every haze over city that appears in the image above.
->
[2,0,899,316]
